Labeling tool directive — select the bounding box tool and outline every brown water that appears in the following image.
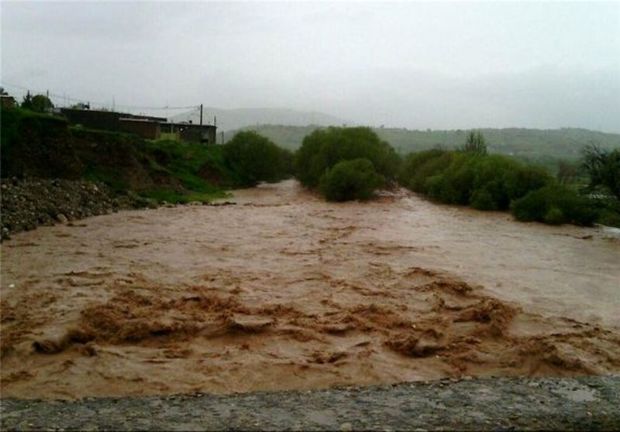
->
[1,180,619,399]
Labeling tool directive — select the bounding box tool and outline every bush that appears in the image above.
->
[470,188,497,211]
[543,207,565,225]
[223,131,292,187]
[510,185,597,226]
[399,150,455,194]
[582,145,620,200]
[398,150,553,211]
[319,158,384,202]
[295,127,400,189]
[395,147,608,226]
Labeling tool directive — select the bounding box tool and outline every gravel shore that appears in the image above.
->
[2,376,619,431]
[0,177,149,241]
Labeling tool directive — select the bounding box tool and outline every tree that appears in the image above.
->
[556,160,579,185]
[319,158,384,201]
[582,144,620,200]
[21,92,54,113]
[223,131,292,187]
[461,130,487,155]
[294,126,400,188]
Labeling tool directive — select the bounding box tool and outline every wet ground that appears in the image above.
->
[1,180,619,399]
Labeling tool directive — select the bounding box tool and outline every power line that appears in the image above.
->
[0,81,201,111]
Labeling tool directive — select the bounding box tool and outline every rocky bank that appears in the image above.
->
[2,376,619,431]
[0,177,148,241]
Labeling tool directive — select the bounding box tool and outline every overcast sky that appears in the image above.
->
[2,1,619,132]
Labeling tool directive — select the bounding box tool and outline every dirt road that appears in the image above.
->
[1,180,619,399]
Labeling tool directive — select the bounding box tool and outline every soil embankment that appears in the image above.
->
[1,180,619,399]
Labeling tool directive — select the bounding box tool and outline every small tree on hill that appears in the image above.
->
[582,144,620,200]
[461,130,487,155]
[21,92,54,113]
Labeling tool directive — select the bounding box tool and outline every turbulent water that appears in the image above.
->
[1,180,619,399]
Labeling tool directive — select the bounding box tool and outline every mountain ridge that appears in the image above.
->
[172,107,348,132]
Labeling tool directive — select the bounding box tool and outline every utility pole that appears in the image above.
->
[221,131,224,145]
[200,104,203,126]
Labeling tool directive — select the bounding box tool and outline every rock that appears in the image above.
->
[56,213,69,224]
[340,422,353,431]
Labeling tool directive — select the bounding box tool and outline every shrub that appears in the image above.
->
[399,150,455,194]
[543,207,565,225]
[399,150,553,211]
[475,159,551,210]
[295,127,400,189]
[582,144,620,200]
[318,158,384,202]
[470,188,497,211]
[511,185,597,226]
[223,131,292,187]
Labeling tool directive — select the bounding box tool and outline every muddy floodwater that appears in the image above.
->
[1,180,619,399]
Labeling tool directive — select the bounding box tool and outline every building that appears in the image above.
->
[119,118,162,140]
[60,108,217,143]
[60,108,166,131]
[1,95,16,109]
[160,122,217,144]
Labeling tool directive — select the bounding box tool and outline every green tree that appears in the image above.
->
[556,160,580,185]
[582,144,620,200]
[295,126,400,189]
[461,130,487,155]
[319,158,384,202]
[21,92,54,113]
[223,131,292,187]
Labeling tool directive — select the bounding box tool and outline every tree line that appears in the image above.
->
[224,127,620,227]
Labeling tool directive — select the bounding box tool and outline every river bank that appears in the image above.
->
[2,375,619,431]
[0,177,151,241]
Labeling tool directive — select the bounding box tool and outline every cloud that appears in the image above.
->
[2,2,619,132]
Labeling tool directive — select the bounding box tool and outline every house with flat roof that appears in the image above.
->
[60,108,217,143]
[160,121,217,145]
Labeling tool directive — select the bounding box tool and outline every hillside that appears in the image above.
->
[224,125,620,164]
[171,107,347,132]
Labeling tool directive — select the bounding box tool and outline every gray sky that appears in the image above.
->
[2,1,620,132]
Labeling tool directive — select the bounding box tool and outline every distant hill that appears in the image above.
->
[171,107,347,133]
[224,125,620,165]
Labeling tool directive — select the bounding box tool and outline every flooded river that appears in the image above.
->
[1,180,619,399]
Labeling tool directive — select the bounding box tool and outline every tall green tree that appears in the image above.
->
[461,130,487,155]
[223,131,292,187]
[21,92,54,113]
[582,144,620,200]
[294,126,400,188]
